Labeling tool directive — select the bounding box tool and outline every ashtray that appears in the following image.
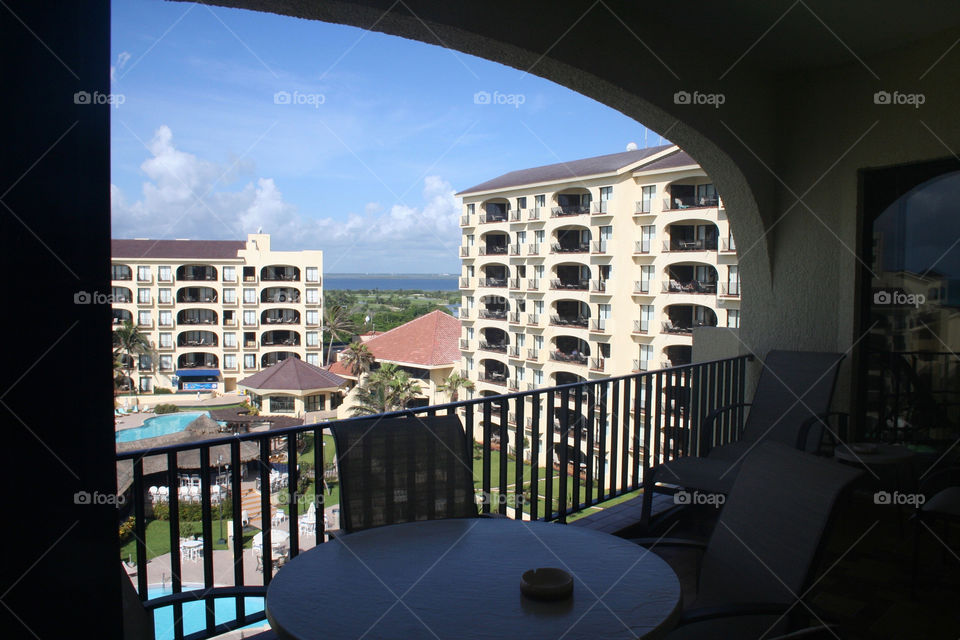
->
[851,443,879,454]
[520,568,573,601]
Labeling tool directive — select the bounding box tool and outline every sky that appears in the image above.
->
[110,0,668,273]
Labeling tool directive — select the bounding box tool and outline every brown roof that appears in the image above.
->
[328,310,460,375]
[632,149,697,172]
[456,145,674,195]
[112,239,246,260]
[238,356,346,391]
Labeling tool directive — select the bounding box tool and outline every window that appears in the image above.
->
[516,230,526,244]
[137,311,151,326]
[139,377,152,392]
[467,203,475,215]
[223,332,237,347]
[640,185,655,212]
[467,265,474,277]
[516,333,525,347]
[158,288,172,304]
[534,230,545,245]
[696,183,717,205]
[158,266,172,282]
[159,354,172,371]
[466,296,474,310]
[466,327,474,340]
[534,264,544,279]
[639,266,654,293]
[598,186,612,212]
[727,309,740,329]
[533,369,543,385]
[533,335,543,350]
[158,310,172,326]
[306,289,319,303]
[137,266,151,281]
[517,196,526,209]
[306,331,319,346]
[638,345,653,371]
[138,288,151,304]
[306,267,319,282]
[640,305,653,333]
[224,354,237,370]
[727,266,740,295]
[306,353,320,366]
[112,287,130,303]
[535,194,545,208]
[640,225,655,252]
[305,394,323,412]
[223,288,236,303]
[306,310,319,325]
[222,266,236,282]
[244,354,256,369]
[466,234,474,247]
[533,300,544,315]
[243,311,257,326]
[138,355,152,371]
[466,357,474,371]
[269,396,295,413]
[159,333,172,348]
[243,288,257,304]
[112,264,131,280]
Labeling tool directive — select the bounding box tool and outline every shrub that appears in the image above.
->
[118,516,136,544]
[154,404,179,414]
[153,387,173,395]
[244,402,259,416]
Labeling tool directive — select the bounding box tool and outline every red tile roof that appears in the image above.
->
[328,310,461,375]
[112,239,246,260]
[238,357,346,391]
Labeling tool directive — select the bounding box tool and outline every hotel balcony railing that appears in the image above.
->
[460,246,471,257]
[663,239,719,252]
[590,357,605,371]
[478,309,507,320]
[480,278,508,288]
[526,348,540,361]
[526,243,540,256]
[635,201,652,215]
[550,242,590,254]
[550,350,588,365]
[663,196,719,210]
[479,245,508,256]
[550,204,590,217]
[261,273,300,282]
[590,279,608,293]
[632,358,647,371]
[528,208,542,221]
[527,278,540,291]
[479,373,509,386]
[117,354,752,640]
[633,281,653,294]
[590,319,608,332]
[508,311,521,323]
[663,280,718,295]
[526,313,540,326]
[633,320,649,334]
[590,240,608,253]
[460,277,471,289]
[662,321,693,335]
[509,244,522,256]
[508,345,521,358]
[634,240,652,254]
[507,378,520,391]
[720,282,742,297]
[509,210,522,222]
[550,278,589,291]
[461,215,470,226]
[479,212,508,224]
[721,238,737,252]
[460,339,470,350]
[479,341,508,353]
[591,201,610,215]
[550,315,589,328]
[508,278,520,290]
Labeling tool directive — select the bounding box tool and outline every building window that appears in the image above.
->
[159,355,172,371]
[517,196,527,210]
[139,377,152,392]
[640,225,655,252]
[466,357,474,371]
[138,355,152,371]
[243,311,257,326]
[306,288,319,303]
[158,288,172,304]
[535,194,545,208]
[137,266,151,281]
[224,332,237,347]
[533,369,543,385]
[223,288,236,303]
[727,309,740,328]
[641,186,655,212]
[516,366,525,382]
[244,354,256,369]
[306,267,319,282]
[159,310,172,326]
[640,305,653,333]
[159,333,172,348]
[727,266,740,295]
[158,266,172,282]
[467,203,475,215]
[306,331,319,346]
[306,310,319,325]
[696,183,717,205]
[112,287,130,303]
[112,264,131,280]
[223,266,236,282]
[306,353,320,366]
[270,395,295,413]
[639,266,654,293]
[137,311,151,326]
[138,288,151,304]
[305,394,323,412]
[466,327,474,340]
[638,345,653,371]
[243,288,257,303]
[224,354,237,370]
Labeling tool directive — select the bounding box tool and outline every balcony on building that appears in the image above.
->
[665,223,719,252]
[551,264,590,291]
[664,345,693,367]
[261,287,301,303]
[478,295,508,320]
[663,180,719,211]
[261,265,301,282]
[662,304,718,334]
[590,279,609,293]
[479,264,508,288]
[177,330,218,347]
[261,351,301,367]
[261,330,301,347]
[551,299,589,328]
[526,243,541,256]
[479,200,509,223]
[112,286,132,304]
[590,239,609,254]
[176,264,218,281]
[479,232,509,256]
[177,309,218,325]
[177,353,219,369]
[460,245,472,257]
[551,226,591,253]
[526,313,540,327]
[177,286,218,303]
[550,190,591,217]
[262,309,300,324]
[459,276,471,289]
[478,327,508,353]
[527,278,540,291]
[720,281,742,297]
[478,359,508,385]
[111,264,132,281]
[663,265,718,294]
[550,336,589,366]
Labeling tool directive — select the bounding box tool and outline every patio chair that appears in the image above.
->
[330,414,478,534]
[642,350,844,527]
[633,442,862,638]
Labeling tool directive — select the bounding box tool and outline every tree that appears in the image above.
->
[322,304,356,365]
[113,320,151,395]
[350,363,422,416]
[340,341,375,377]
[438,371,475,402]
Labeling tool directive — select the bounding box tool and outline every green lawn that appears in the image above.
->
[120,517,258,563]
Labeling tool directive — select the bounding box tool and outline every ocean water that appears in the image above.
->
[324,275,458,291]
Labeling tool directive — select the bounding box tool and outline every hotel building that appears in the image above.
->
[456,145,740,459]
[110,233,323,394]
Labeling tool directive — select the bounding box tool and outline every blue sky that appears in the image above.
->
[111,0,667,273]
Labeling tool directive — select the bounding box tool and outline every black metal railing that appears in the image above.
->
[117,355,750,640]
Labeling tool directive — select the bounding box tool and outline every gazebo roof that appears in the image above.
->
[239,357,346,392]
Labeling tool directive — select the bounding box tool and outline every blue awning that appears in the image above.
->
[176,369,221,377]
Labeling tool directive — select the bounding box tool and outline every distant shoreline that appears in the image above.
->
[326,273,456,278]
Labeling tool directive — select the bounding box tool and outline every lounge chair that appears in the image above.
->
[634,442,862,638]
[642,350,845,527]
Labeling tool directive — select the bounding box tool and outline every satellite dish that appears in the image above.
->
[626,142,638,151]
[257,226,263,233]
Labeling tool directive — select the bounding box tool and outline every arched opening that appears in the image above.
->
[551,263,590,290]
[479,358,508,385]
[480,198,509,223]
[261,265,301,281]
[478,294,508,319]
[178,352,219,369]
[479,230,509,256]
[552,188,591,217]
[551,336,589,365]
[261,330,301,347]
[177,309,218,325]
[261,287,301,303]
[479,327,508,353]
[261,351,301,367]
[665,176,718,210]
[664,345,692,368]
[176,264,217,281]
[177,330,218,347]
[663,304,717,333]
[480,263,508,287]
[552,225,591,253]
[665,222,718,252]
[663,263,718,294]
[551,300,589,327]
[177,286,218,303]
[112,309,132,325]
[262,309,300,324]
[111,286,132,303]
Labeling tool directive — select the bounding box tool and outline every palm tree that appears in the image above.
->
[350,363,422,416]
[339,341,375,377]
[113,320,151,395]
[438,371,475,402]
[323,304,356,366]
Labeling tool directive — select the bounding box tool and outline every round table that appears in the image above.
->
[834,442,915,466]
[266,518,682,640]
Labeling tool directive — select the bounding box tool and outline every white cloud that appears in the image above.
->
[111,51,131,83]
[111,126,462,271]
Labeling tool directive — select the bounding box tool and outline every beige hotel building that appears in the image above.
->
[110,233,323,394]
[456,145,740,459]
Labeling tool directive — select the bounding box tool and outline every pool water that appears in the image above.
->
[116,412,208,443]
[149,586,266,639]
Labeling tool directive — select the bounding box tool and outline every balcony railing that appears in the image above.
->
[460,339,470,350]
[663,239,718,252]
[508,278,520,290]
[550,204,590,217]
[117,356,751,640]
[635,201,652,215]
[590,357,605,371]
[720,282,741,297]
[550,315,589,328]
[590,319,607,332]
[508,346,521,358]
[460,246,471,257]
[508,311,521,323]
[633,280,653,294]
[509,244,521,256]
[479,372,509,385]
[590,279,608,293]
[663,321,693,334]
[663,280,718,295]
[480,278,508,288]
[460,277,471,289]
[461,215,470,226]
[527,278,540,291]
[479,341,508,353]
[526,313,540,326]
[528,208,542,221]
[480,245,508,256]
[507,378,520,391]
[551,242,590,254]
[478,309,507,320]
[634,240,651,254]
[591,201,610,215]
[550,278,589,291]
[632,358,650,371]
[526,243,540,256]
[526,348,539,361]
[550,350,588,365]
[509,210,522,222]
[633,320,649,334]
[590,240,608,253]
[479,213,508,224]
[721,238,737,252]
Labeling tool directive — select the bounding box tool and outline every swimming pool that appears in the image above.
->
[148,586,265,640]
[116,412,208,443]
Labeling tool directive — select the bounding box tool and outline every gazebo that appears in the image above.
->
[238,357,347,418]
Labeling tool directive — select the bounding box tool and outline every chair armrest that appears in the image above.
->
[628,537,708,550]
[796,412,849,452]
[678,601,794,625]
[700,403,752,455]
